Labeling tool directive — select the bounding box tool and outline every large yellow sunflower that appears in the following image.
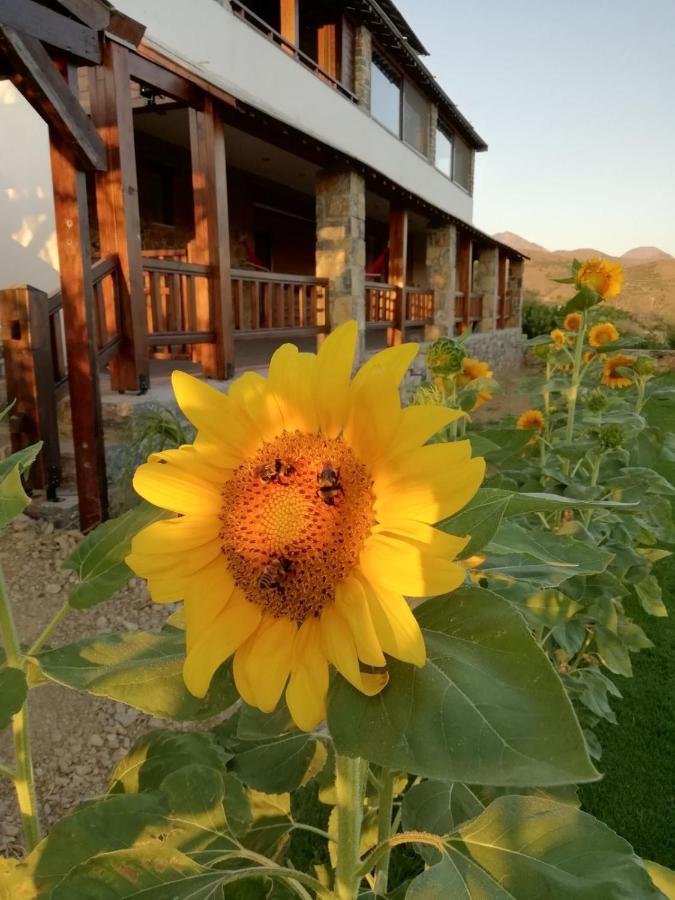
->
[126,323,485,731]
[456,357,494,409]
[601,353,635,389]
[576,258,624,299]
[589,321,620,347]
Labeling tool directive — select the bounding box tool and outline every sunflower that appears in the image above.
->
[589,322,620,348]
[563,312,582,332]
[550,328,569,350]
[126,323,485,731]
[456,357,494,408]
[583,351,596,364]
[517,409,545,431]
[576,258,624,300]
[601,354,635,389]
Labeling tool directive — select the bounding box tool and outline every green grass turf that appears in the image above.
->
[579,555,675,867]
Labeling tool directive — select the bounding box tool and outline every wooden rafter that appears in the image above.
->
[0,26,106,171]
[54,0,110,32]
[0,0,100,64]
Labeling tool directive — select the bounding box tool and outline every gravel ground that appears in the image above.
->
[0,514,172,858]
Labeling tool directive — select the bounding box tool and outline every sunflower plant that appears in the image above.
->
[0,321,672,899]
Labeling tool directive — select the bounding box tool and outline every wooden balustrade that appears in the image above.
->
[405,288,434,326]
[365,281,399,328]
[366,282,434,344]
[454,291,484,330]
[231,269,329,340]
[142,257,214,355]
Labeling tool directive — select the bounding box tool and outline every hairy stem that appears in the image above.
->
[356,831,448,880]
[334,754,367,900]
[374,769,396,895]
[0,567,40,850]
[28,600,70,656]
[565,318,587,445]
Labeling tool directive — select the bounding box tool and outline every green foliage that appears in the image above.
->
[522,296,562,338]
[0,667,27,729]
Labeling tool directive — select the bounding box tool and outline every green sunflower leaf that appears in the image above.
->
[328,586,599,786]
[0,666,27,730]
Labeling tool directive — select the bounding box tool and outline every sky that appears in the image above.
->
[396,0,675,256]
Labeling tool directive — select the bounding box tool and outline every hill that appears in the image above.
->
[494,233,675,325]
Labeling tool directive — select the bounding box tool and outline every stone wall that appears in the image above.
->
[464,328,526,374]
[354,26,372,109]
[425,223,456,337]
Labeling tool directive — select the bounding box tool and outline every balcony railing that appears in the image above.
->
[366,282,434,344]
[454,291,483,330]
[230,1,358,103]
[231,269,329,339]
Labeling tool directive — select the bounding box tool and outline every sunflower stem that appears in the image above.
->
[565,317,587,446]
[28,600,70,656]
[334,754,367,900]
[0,566,40,850]
[373,769,396,894]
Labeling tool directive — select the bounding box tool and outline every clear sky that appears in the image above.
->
[396,0,675,255]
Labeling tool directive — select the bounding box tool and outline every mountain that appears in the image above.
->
[494,233,675,325]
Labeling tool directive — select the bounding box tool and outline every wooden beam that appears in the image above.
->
[388,204,408,345]
[279,0,299,48]
[0,27,106,171]
[127,51,203,108]
[136,43,236,109]
[89,41,149,393]
[54,0,110,32]
[0,0,100,64]
[107,11,146,49]
[189,97,235,379]
[317,22,339,79]
[49,71,108,528]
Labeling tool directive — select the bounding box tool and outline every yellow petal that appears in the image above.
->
[286,618,329,732]
[183,589,261,698]
[149,446,234,483]
[320,605,388,696]
[357,573,426,667]
[315,321,358,438]
[126,539,220,579]
[381,406,466,461]
[146,574,191,604]
[351,343,419,393]
[233,639,259,708]
[228,371,284,443]
[129,515,221,557]
[375,453,485,525]
[374,440,472,492]
[267,344,319,434]
[343,365,402,465]
[237,615,297,713]
[172,370,261,459]
[373,520,469,560]
[184,557,236,652]
[334,577,385,667]
[133,459,223,516]
[359,534,467,597]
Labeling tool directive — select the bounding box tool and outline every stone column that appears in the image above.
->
[473,245,499,333]
[507,258,525,328]
[427,103,438,164]
[425,223,457,338]
[354,26,372,109]
[316,168,366,358]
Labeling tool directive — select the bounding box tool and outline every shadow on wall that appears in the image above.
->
[0,83,60,293]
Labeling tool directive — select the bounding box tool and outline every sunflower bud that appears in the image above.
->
[597,423,624,450]
[412,381,443,407]
[634,356,656,376]
[425,337,465,376]
[586,390,608,413]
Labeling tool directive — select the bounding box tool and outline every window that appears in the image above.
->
[371,55,401,135]
[402,81,429,155]
[435,125,453,178]
[453,134,472,192]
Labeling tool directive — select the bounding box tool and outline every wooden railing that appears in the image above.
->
[231,270,329,339]
[366,283,434,344]
[230,1,358,103]
[496,293,513,329]
[365,281,399,330]
[405,288,434,326]
[143,257,214,356]
[0,254,123,499]
[454,291,484,330]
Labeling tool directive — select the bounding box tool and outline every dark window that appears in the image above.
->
[402,80,429,155]
[453,134,472,192]
[435,125,453,178]
[371,55,401,135]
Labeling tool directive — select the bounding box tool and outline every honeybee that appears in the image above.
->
[257,556,292,592]
[258,458,296,485]
[317,462,343,505]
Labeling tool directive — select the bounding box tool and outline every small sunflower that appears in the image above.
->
[576,258,624,299]
[589,322,620,348]
[550,328,569,350]
[564,312,582,332]
[457,357,494,409]
[517,409,545,431]
[602,354,635,389]
[583,351,597,364]
[126,323,485,731]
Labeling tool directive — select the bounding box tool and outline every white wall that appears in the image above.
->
[0,83,60,293]
[114,0,474,222]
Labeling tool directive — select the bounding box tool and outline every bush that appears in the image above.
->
[522,294,562,338]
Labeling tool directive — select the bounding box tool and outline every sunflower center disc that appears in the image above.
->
[220,432,374,621]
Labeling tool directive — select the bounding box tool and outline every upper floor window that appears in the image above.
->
[402,81,429,156]
[371,55,401,136]
[453,134,472,192]
[435,125,453,178]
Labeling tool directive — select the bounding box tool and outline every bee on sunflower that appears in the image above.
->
[126,323,485,731]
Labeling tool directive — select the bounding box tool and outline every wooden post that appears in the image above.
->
[456,233,472,330]
[88,40,149,393]
[279,0,298,48]
[388,204,408,345]
[189,96,234,379]
[317,22,338,78]
[49,76,108,529]
[0,285,61,498]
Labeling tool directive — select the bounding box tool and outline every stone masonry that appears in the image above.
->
[353,26,372,109]
[465,328,526,374]
[315,168,366,359]
[507,258,524,327]
[472,245,499,333]
[425,223,456,338]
